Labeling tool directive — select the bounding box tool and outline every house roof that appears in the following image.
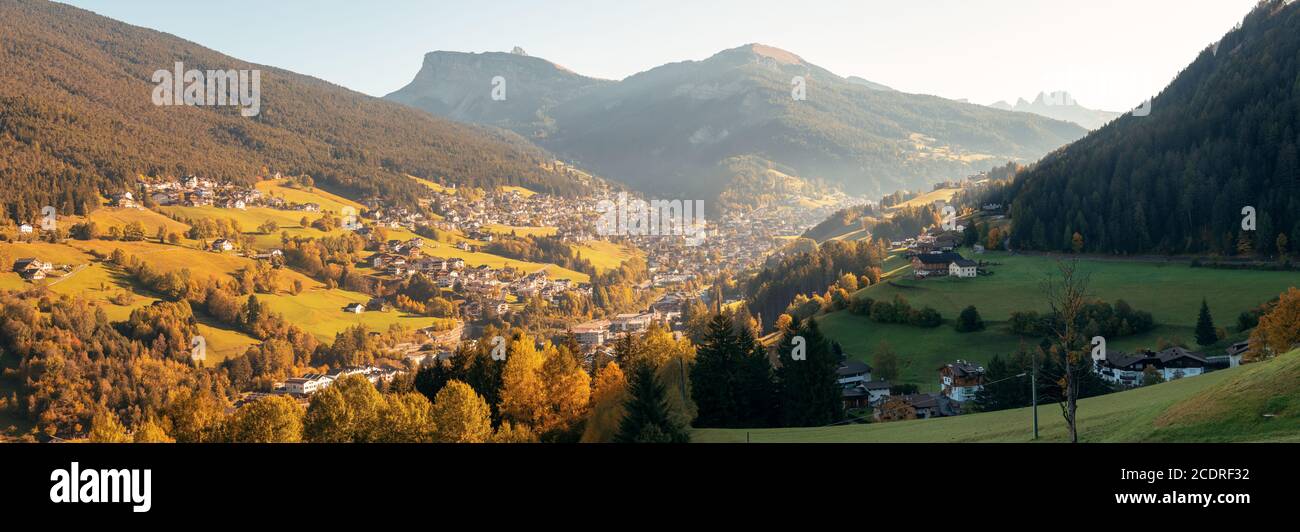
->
[837,360,873,376]
[914,252,965,265]
[944,361,984,378]
[951,258,978,268]
[862,380,892,390]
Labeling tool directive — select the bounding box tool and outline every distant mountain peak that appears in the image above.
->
[987,91,1120,130]
[711,43,806,66]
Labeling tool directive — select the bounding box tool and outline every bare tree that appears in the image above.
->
[1041,259,1091,443]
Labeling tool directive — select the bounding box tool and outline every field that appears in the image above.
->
[0,239,445,355]
[255,180,364,213]
[573,240,641,273]
[483,224,557,238]
[692,348,1300,443]
[818,250,1297,386]
[888,187,960,211]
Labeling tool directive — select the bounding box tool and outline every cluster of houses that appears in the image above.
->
[838,359,977,421]
[140,176,265,209]
[356,236,588,320]
[846,341,1247,423]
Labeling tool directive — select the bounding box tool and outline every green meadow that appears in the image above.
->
[818,250,1297,387]
[692,348,1300,443]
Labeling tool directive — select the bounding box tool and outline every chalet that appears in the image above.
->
[932,233,961,251]
[949,258,978,278]
[940,361,985,402]
[1221,341,1250,369]
[111,192,137,208]
[842,380,891,410]
[836,360,873,388]
[876,393,960,421]
[365,297,391,312]
[370,253,395,269]
[18,223,34,234]
[343,303,365,314]
[911,252,965,277]
[1094,347,1208,386]
[252,249,284,261]
[13,257,52,275]
[211,239,234,252]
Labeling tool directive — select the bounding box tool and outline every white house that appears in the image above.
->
[211,239,234,252]
[940,361,985,402]
[1095,347,1208,386]
[949,258,978,278]
[836,360,873,388]
[343,303,365,314]
[18,223,34,234]
[285,374,334,395]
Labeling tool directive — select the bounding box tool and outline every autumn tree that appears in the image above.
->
[431,380,494,443]
[222,395,303,443]
[1248,287,1300,360]
[302,375,383,443]
[165,388,227,443]
[375,392,437,443]
[581,362,629,443]
[1041,260,1091,443]
[498,336,546,429]
[88,408,131,443]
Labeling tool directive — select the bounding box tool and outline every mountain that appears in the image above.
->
[386,43,1087,201]
[991,0,1300,256]
[988,92,1121,130]
[0,0,589,223]
[385,48,613,138]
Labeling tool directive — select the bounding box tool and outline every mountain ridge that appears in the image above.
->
[385,43,1087,201]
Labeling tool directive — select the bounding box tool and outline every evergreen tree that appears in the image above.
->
[614,364,690,443]
[734,325,777,428]
[1195,298,1218,346]
[774,318,843,427]
[690,314,742,427]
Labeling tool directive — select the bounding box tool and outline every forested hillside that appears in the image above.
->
[0,0,588,224]
[996,0,1300,255]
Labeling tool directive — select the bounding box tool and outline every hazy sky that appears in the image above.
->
[62,0,1260,111]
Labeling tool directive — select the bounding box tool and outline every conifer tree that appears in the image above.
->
[614,364,689,443]
[1195,298,1218,346]
[774,318,842,427]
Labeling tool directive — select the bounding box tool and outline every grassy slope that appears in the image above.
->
[820,250,1297,386]
[693,348,1300,443]
[0,239,447,351]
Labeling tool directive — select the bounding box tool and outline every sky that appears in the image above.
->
[61,0,1261,111]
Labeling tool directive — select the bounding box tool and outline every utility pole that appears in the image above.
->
[1031,354,1039,440]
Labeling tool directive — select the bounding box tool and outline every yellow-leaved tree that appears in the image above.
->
[499,336,547,428]
[432,380,494,443]
[580,361,629,443]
